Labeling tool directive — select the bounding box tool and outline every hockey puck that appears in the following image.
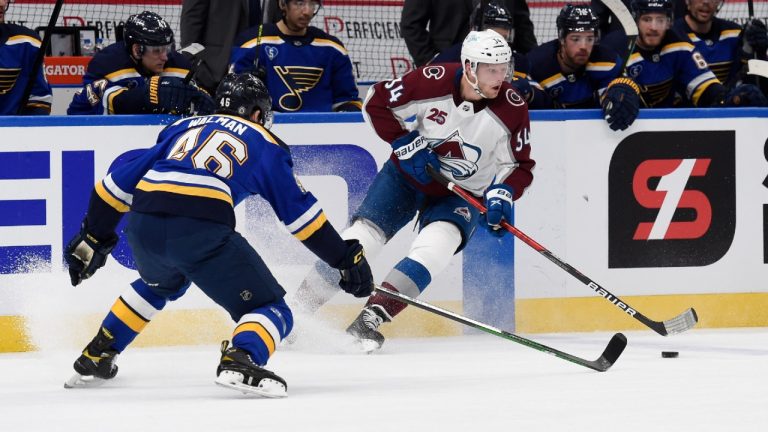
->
[661,351,679,358]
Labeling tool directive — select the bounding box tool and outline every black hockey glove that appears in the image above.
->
[723,83,768,107]
[509,77,532,102]
[64,221,118,286]
[744,19,768,57]
[602,78,640,131]
[145,76,199,114]
[190,88,216,116]
[336,239,374,298]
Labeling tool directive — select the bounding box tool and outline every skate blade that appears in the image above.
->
[215,371,287,398]
[64,373,108,389]
[355,338,382,354]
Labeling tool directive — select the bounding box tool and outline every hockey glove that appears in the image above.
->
[602,78,640,131]
[336,240,374,298]
[724,83,768,107]
[744,19,768,57]
[392,130,440,184]
[509,77,532,102]
[483,184,514,237]
[190,89,216,116]
[64,221,118,286]
[145,76,199,114]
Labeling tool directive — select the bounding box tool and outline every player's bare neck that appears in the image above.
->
[278,19,308,36]
[685,14,712,35]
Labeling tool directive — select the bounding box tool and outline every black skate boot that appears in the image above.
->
[346,305,391,353]
[214,340,287,398]
[64,327,119,388]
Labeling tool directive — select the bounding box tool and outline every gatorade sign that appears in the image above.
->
[44,56,91,85]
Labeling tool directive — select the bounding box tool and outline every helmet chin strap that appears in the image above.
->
[463,68,489,99]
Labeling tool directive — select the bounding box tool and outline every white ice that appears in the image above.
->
[1,327,766,432]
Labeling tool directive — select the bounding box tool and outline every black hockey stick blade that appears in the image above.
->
[374,285,627,372]
[426,165,698,337]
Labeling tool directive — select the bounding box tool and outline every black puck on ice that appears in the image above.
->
[661,351,679,358]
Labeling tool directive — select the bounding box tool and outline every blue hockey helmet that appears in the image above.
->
[215,73,274,129]
[631,0,674,20]
[556,4,600,41]
[123,11,174,53]
[279,0,323,16]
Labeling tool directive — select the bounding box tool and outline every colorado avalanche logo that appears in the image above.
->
[266,46,279,61]
[423,65,445,80]
[506,89,525,106]
[430,130,480,180]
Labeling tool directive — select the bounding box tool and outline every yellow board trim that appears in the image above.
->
[233,322,275,355]
[110,298,148,333]
[516,292,768,333]
[136,179,234,206]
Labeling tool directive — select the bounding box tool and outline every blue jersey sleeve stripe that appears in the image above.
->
[144,169,232,196]
[293,211,327,241]
[135,180,234,206]
[103,173,134,205]
[95,180,130,213]
[284,201,323,232]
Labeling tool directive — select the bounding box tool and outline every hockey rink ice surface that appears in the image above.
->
[1,327,766,431]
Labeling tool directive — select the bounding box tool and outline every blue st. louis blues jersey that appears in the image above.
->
[626,29,721,107]
[0,24,52,115]
[527,39,623,108]
[67,41,191,115]
[230,24,361,112]
[673,17,743,86]
[93,115,328,244]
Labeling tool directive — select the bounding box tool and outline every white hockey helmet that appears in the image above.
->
[461,30,512,75]
[460,30,512,98]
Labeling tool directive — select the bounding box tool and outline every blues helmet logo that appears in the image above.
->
[430,130,481,180]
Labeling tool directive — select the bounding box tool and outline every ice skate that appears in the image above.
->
[64,327,119,389]
[346,305,390,353]
[214,340,287,398]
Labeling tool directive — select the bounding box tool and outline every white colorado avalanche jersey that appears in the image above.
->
[362,63,534,199]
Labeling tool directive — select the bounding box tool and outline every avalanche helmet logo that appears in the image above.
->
[430,130,481,180]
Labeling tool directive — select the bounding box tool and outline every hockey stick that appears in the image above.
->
[16,0,64,114]
[427,166,698,336]
[600,0,638,68]
[374,285,627,372]
[180,43,207,85]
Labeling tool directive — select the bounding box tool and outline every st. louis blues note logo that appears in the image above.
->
[273,66,323,111]
[430,130,481,180]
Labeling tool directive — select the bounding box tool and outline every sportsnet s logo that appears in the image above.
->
[608,131,736,268]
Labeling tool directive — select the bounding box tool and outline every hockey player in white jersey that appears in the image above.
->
[291,30,535,351]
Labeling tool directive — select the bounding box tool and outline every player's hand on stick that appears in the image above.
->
[336,240,374,297]
[145,76,201,114]
[744,19,768,56]
[601,78,640,131]
[64,221,118,286]
[483,184,514,237]
[391,130,440,184]
[724,83,768,107]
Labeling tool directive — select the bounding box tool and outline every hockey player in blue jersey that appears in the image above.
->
[62,72,373,397]
[67,11,213,116]
[0,0,52,115]
[527,4,640,131]
[430,1,551,109]
[229,0,362,112]
[673,0,768,90]
[626,0,766,107]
